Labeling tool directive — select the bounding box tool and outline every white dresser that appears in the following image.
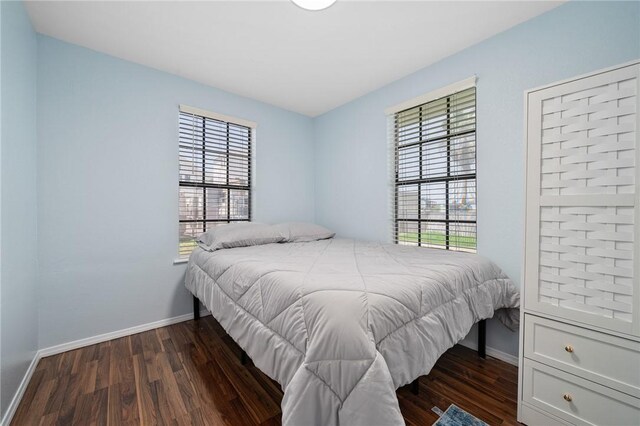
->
[519,61,640,426]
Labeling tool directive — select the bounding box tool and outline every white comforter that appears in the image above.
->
[185,238,519,425]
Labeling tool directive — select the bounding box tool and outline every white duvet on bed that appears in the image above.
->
[185,238,519,425]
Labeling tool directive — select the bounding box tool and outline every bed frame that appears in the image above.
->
[192,295,486,395]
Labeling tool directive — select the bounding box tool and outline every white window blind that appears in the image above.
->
[178,107,253,257]
[393,86,477,252]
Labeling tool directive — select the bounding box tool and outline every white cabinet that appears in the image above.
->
[519,61,640,426]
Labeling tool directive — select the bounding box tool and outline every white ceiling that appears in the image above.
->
[26,0,564,117]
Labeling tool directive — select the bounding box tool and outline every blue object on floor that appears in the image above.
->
[432,404,488,426]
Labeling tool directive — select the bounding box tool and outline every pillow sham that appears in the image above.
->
[273,222,335,242]
[197,222,284,251]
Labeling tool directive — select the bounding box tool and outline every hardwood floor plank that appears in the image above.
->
[448,345,518,380]
[173,369,201,413]
[258,417,282,426]
[176,329,210,366]
[79,343,99,365]
[130,333,144,356]
[187,408,206,426]
[398,393,440,425]
[140,329,162,358]
[132,354,155,425]
[113,356,134,388]
[429,368,517,419]
[57,350,77,378]
[213,345,281,424]
[42,374,70,416]
[156,326,171,344]
[143,351,162,383]
[165,323,192,353]
[38,412,58,426]
[81,360,99,395]
[155,352,191,425]
[56,373,82,425]
[150,379,183,426]
[106,382,122,425]
[189,320,281,423]
[193,394,229,426]
[11,316,520,425]
[36,356,59,382]
[109,337,133,387]
[161,338,183,373]
[246,365,283,408]
[227,397,267,426]
[90,387,109,426]
[95,342,112,391]
[69,349,84,376]
[119,374,140,423]
[433,359,515,404]
[71,392,93,426]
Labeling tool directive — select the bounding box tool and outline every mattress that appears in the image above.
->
[185,238,519,425]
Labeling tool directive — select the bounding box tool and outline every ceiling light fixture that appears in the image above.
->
[291,0,337,12]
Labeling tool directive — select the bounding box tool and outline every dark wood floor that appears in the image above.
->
[11,316,519,425]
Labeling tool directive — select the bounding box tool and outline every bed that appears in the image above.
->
[185,237,519,425]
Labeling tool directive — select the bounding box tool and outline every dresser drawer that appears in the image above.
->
[520,402,571,426]
[524,315,640,397]
[523,359,640,426]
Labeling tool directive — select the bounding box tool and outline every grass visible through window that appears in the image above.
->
[179,240,198,258]
[398,232,476,249]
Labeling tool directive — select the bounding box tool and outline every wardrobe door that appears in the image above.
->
[524,63,640,336]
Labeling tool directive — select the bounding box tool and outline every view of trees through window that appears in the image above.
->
[178,110,252,257]
[394,87,477,252]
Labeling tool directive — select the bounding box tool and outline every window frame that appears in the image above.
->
[392,85,477,252]
[177,106,256,259]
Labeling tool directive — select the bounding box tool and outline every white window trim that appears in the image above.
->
[179,104,257,129]
[384,76,477,116]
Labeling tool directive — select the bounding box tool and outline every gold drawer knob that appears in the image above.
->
[563,393,573,402]
[565,345,574,353]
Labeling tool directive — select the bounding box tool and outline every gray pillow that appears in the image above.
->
[197,223,284,251]
[273,222,335,242]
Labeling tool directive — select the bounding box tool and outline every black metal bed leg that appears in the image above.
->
[410,378,419,395]
[241,349,248,365]
[478,319,486,359]
[193,295,200,321]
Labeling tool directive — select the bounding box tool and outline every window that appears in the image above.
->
[178,106,254,257]
[393,86,476,252]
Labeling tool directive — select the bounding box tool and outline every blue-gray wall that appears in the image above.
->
[313,0,640,357]
[0,0,38,419]
[36,37,316,348]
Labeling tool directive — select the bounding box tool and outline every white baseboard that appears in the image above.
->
[459,340,519,366]
[38,309,210,358]
[1,351,40,426]
[1,309,211,426]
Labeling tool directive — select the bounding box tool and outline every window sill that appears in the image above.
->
[173,258,188,265]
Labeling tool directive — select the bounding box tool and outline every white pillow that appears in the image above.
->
[197,223,284,251]
[273,222,335,242]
